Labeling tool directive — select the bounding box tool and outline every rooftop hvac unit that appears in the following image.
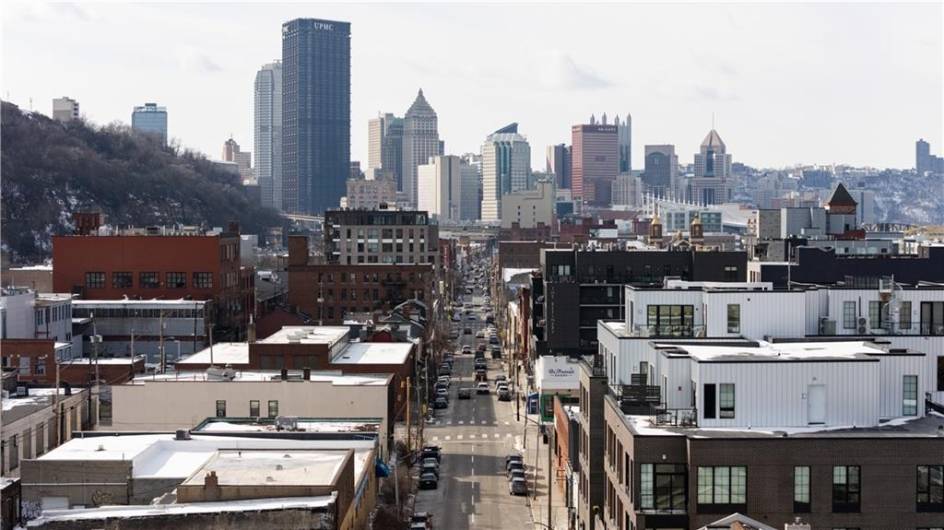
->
[819,318,836,335]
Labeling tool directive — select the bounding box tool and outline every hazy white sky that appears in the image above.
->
[3,2,942,170]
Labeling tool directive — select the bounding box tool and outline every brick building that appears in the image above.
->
[288,235,432,324]
[52,213,251,339]
[323,209,439,267]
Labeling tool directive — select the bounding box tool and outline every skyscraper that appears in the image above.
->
[691,129,732,204]
[916,138,931,175]
[459,153,482,221]
[131,102,167,145]
[616,113,632,173]
[401,89,441,208]
[546,143,571,189]
[481,123,531,222]
[642,145,679,198]
[281,18,351,215]
[222,138,252,183]
[417,155,464,222]
[367,113,404,183]
[52,97,79,122]
[254,60,282,209]
[571,121,618,206]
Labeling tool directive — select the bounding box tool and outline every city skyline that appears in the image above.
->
[2,2,941,170]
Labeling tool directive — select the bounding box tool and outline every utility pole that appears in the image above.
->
[406,376,412,452]
[159,310,166,374]
[548,427,554,530]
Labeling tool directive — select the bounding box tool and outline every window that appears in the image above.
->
[922,302,944,335]
[697,466,746,510]
[9,435,18,471]
[903,375,918,416]
[794,466,811,512]
[193,272,213,289]
[640,463,654,509]
[215,400,226,418]
[268,400,279,418]
[112,272,133,288]
[18,356,30,375]
[36,359,46,375]
[840,301,856,329]
[249,400,260,417]
[869,301,887,329]
[832,465,861,512]
[900,301,912,330]
[939,357,944,392]
[723,266,738,281]
[85,272,105,289]
[719,384,735,418]
[140,272,160,289]
[166,272,187,289]
[917,465,944,512]
[646,305,695,336]
[726,304,740,334]
[704,384,717,419]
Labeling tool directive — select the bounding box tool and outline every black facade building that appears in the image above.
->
[533,248,747,357]
[282,18,351,215]
[759,246,944,288]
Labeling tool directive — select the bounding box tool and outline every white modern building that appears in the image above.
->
[254,60,282,209]
[51,97,79,122]
[500,180,554,229]
[0,288,75,350]
[417,155,464,222]
[481,123,531,222]
[459,153,482,221]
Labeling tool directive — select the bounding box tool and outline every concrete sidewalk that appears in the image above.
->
[513,412,571,530]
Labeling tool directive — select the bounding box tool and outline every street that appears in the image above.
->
[413,291,535,530]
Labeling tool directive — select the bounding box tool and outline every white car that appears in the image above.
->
[476,382,490,395]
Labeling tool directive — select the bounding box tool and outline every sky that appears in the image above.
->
[2,1,942,170]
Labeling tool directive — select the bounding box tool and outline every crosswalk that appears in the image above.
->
[433,419,512,426]
[429,432,515,442]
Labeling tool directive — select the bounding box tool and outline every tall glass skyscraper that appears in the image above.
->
[254,61,282,210]
[281,18,351,215]
[131,103,168,145]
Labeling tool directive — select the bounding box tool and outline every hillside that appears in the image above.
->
[1,101,283,264]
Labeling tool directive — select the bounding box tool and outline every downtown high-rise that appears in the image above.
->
[571,118,618,206]
[131,102,168,145]
[401,89,441,208]
[281,18,351,215]
[367,113,404,184]
[254,60,282,209]
[480,123,530,222]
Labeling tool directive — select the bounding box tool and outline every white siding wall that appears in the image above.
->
[825,289,942,336]
[873,354,928,420]
[695,360,880,429]
[703,291,805,339]
[880,336,944,403]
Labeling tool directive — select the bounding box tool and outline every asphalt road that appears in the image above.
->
[413,292,533,530]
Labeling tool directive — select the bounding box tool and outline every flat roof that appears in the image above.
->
[624,411,944,439]
[180,449,348,487]
[176,343,249,366]
[60,355,144,365]
[260,326,349,346]
[131,370,390,386]
[72,299,206,307]
[331,342,412,365]
[37,433,375,481]
[29,495,335,524]
[657,340,887,362]
[195,418,381,434]
[1,388,66,423]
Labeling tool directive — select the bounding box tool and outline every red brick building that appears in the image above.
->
[52,213,251,340]
[0,339,144,386]
[287,235,432,325]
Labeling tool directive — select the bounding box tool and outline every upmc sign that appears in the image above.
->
[313,22,334,31]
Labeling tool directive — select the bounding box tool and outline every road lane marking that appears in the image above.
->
[445,436,451,441]
[459,420,464,425]
[494,433,500,438]
[432,436,439,441]
[457,435,463,440]
[481,420,486,425]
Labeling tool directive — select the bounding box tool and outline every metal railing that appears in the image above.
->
[652,408,698,427]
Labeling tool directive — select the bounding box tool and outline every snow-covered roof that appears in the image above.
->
[180,450,348,487]
[131,370,390,386]
[331,342,413,365]
[1,388,64,412]
[72,299,206,307]
[658,340,888,363]
[60,355,144,365]
[195,419,380,434]
[502,267,534,284]
[176,343,249,366]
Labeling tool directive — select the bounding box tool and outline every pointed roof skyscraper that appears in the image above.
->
[701,129,726,149]
[406,89,436,117]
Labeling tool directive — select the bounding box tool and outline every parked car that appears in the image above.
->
[419,472,439,489]
[463,328,472,335]
[507,461,525,477]
[433,397,448,409]
[491,348,501,359]
[476,382,490,395]
[508,469,526,482]
[435,387,448,398]
[505,454,522,466]
[462,345,472,353]
[410,513,433,530]
[458,387,472,399]
[509,477,528,496]
[489,336,499,345]
[495,375,507,384]
[498,389,512,401]
[422,446,441,462]
[421,463,440,479]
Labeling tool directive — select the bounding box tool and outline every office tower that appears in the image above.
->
[692,129,733,204]
[281,18,351,215]
[131,102,168,145]
[418,155,464,222]
[367,113,404,183]
[500,180,554,229]
[616,113,631,173]
[401,89,441,208]
[643,145,679,198]
[344,175,396,209]
[459,153,482,221]
[481,123,531,222]
[916,138,931,175]
[254,60,282,209]
[571,121,618,206]
[612,173,643,207]
[52,97,79,122]
[546,143,572,189]
[222,138,252,182]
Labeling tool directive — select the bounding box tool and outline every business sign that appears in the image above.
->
[536,356,581,391]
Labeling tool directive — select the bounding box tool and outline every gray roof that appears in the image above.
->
[701,129,726,149]
[405,89,436,117]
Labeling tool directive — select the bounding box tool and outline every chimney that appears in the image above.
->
[288,235,310,266]
[72,212,103,235]
[247,314,256,344]
[303,367,311,380]
[204,471,221,501]
[280,368,288,381]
